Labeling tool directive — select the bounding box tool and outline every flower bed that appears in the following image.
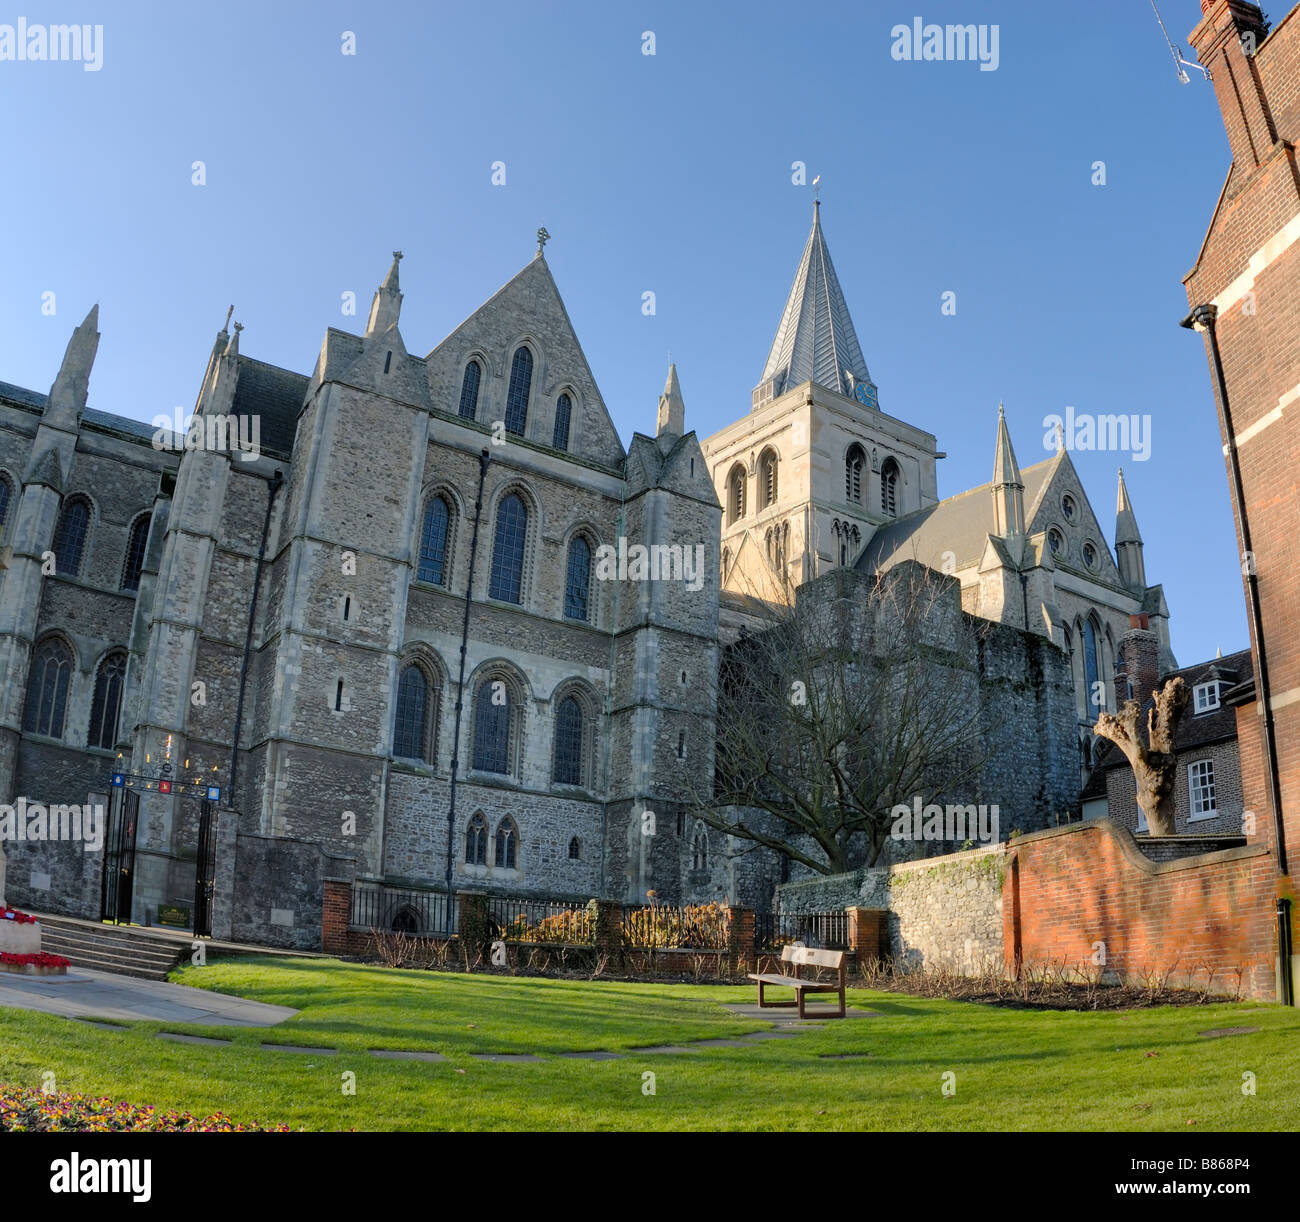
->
[1,951,70,975]
[0,1084,290,1132]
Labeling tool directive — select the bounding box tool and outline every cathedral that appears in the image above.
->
[0,203,1171,946]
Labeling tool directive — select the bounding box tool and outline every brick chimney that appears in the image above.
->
[1116,614,1161,709]
[1188,1,1276,172]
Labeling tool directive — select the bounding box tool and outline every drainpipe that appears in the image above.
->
[444,449,491,914]
[1182,303,1292,1005]
[228,468,283,811]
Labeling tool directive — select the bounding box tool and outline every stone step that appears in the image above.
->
[39,936,182,972]
[38,925,186,962]
[44,947,174,981]
[34,917,186,981]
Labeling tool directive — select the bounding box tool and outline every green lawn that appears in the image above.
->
[1,956,1297,1131]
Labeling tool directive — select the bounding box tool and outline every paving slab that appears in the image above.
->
[722,1003,882,1022]
[629,1044,699,1055]
[157,1032,233,1047]
[1198,1026,1260,1038]
[369,1049,447,1062]
[0,967,297,1027]
[260,1043,336,1055]
[471,1053,544,1063]
[557,1050,622,1061]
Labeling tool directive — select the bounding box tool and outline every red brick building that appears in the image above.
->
[1183,0,1300,1002]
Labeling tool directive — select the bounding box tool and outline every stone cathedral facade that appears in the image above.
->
[0,207,1172,947]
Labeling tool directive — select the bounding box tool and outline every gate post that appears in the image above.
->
[208,806,240,941]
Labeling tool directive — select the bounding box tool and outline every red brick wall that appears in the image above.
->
[321,878,351,954]
[1185,3,1300,896]
[1004,821,1277,998]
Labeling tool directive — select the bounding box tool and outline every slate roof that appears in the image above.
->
[0,380,48,412]
[858,453,1060,575]
[230,356,307,459]
[759,203,873,400]
[0,355,306,458]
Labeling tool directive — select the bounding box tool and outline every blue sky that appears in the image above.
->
[0,0,1244,662]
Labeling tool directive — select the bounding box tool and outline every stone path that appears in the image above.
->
[0,966,297,1026]
[1,970,882,1062]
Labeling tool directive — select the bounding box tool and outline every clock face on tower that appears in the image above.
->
[854,381,879,410]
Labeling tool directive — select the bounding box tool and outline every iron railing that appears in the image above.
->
[350,882,456,937]
[620,902,731,949]
[754,910,848,951]
[486,895,595,944]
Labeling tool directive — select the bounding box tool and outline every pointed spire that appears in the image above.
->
[1115,467,1147,592]
[991,403,1025,541]
[365,251,404,336]
[755,203,874,407]
[45,304,100,427]
[1115,467,1142,545]
[992,402,1023,489]
[657,362,686,441]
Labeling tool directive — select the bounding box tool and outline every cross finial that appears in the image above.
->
[536,226,551,254]
[1055,421,1065,452]
[233,321,244,334]
[392,250,403,263]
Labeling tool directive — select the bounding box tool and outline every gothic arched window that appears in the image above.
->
[505,346,533,436]
[494,817,518,869]
[465,812,488,865]
[564,535,591,621]
[568,836,581,860]
[726,465,746,526]
[472,677,513,774]
[24,638,72,739]
[459,359,482,420]
[759,449,778,510]
[1083,618,1101,712]
[88,651,127,750]
[393,664,430,761]
[692,825,708,871]
[418,495,451,585]
[488,493,527,603]
[120,513,151,592]
[553,695,584,786]
[845,445,865,504]
[52,496,90,577]
[553,392,572,451]
[880,459,900,518]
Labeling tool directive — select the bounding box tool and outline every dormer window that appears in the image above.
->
[1193,681,1221,714]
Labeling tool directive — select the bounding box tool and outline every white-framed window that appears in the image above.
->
[1193,681,1221,714]
[1188,759,1216,818]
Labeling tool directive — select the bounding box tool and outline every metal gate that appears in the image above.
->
[100,788,139,924]
[193,798,217,938]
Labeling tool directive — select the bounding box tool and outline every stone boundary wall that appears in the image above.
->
[772,821,1288,1000]
[886,845,1006,972]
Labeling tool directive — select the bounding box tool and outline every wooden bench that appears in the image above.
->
[748,944,846,1018]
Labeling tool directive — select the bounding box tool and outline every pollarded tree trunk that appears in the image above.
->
[1094,677,1189,836]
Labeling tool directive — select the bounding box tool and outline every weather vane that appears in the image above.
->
[812,174,822,203]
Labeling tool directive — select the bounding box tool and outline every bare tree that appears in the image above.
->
[1094,677,1189,836]
[694,561,991,874]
